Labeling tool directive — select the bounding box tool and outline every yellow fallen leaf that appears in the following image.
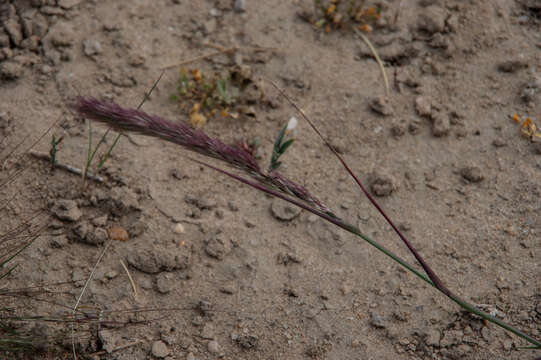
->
[190,112,207,128]
[192,68,203,83]
[327,4,336,15]
[359,24,373,33]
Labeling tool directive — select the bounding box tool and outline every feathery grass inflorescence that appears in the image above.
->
[75,94,541,350]
[74,97,332,215]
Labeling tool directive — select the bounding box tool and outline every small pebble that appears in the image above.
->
[173,223,185,234]
[151,340,170,358]
[207,340,220,354]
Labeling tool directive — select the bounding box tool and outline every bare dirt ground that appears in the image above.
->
[1,0,541,359]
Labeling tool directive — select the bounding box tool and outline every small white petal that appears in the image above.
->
[287,117,298,131]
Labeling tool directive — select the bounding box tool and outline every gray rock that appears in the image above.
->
[151,340,170,358]
[270,199,301,221]
[186,353,196,360]
[52,199,82,222]
[3,18,23,47]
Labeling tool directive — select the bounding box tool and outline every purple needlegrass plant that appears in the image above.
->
[74,89,541,350]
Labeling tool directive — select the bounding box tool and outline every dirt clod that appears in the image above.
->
[417,6,447,34]
[0,60,23,79]
[270,199,301,221]
[370,171,397,197]
[497,60,528,73]
[369,95,394,116]
[208,340,220,354]
[108,225,129,241]
[125,246,190,274]
[52,199,82,222]
[461,166,485,183]
[414,96,432,118]
[431,111,450,137]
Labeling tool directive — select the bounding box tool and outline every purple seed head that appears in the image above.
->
[74,97,331,214]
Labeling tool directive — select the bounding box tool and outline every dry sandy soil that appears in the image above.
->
[1,0,541,359]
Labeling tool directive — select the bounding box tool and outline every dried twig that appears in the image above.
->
[29,151,103,183]
[120,259,137,298]
[353,28,390,97]
[71,241,111,360]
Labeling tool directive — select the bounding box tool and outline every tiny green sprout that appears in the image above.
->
[49,134,63,169]
[178,74,191,96]
[217,78,229,104]
[269,124,295,171]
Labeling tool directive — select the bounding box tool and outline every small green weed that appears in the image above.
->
[170,66,262,128]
